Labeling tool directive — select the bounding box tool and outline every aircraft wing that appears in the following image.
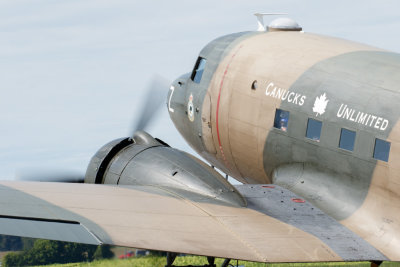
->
[0,181,387,263]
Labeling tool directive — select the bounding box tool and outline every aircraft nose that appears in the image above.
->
[167,72,192,143]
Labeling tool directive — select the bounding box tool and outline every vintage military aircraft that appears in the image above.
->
[0,15,399,267]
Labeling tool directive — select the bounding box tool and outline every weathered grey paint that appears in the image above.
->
[268,51,400,220]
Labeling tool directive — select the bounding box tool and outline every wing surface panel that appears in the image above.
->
[0,181,387,262]
[236,185,387,261]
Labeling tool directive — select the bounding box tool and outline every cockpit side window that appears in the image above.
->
[191,57,207,83]
[273,109,289,132]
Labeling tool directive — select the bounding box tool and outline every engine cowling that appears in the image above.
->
[85,131,246,207]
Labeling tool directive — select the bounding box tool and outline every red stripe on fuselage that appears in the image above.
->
[215,45,243,167]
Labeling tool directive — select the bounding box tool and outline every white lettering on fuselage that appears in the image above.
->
[265,82,306,106]
[337,104,389,131]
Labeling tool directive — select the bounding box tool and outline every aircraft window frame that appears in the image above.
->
[273,109,289,132]
[191,57,207,84]
[373,138,391,162]
[306,118,322,142]
[339,128,356,151]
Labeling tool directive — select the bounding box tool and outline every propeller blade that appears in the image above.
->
[131,74,170,134]
[15,76,170,183]
[15,169,84,183]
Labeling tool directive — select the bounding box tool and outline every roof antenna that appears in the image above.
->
[254,13,287,31]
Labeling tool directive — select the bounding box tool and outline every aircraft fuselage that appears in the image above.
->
[168,30,400,259]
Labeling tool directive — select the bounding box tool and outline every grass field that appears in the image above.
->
[30,256,400,267]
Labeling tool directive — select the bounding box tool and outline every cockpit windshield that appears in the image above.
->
[191,57,207,83]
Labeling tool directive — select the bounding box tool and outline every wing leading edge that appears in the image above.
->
[0,181,388,263]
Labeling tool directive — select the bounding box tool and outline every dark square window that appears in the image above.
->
[273,109,289,132]
[306,118,322,141]
[373,138,391,162]
[339,128,356,151]
[191,57,207,83]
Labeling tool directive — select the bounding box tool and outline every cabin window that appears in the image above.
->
[373,138,391,162]
[191,57,207,83]
[306,118,322,142]
[339,128,356,151]
[273,109,289,132]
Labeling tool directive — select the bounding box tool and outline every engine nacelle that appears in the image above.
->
[85,131,246,207]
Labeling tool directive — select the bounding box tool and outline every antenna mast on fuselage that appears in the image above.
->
[254,13,287,31]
